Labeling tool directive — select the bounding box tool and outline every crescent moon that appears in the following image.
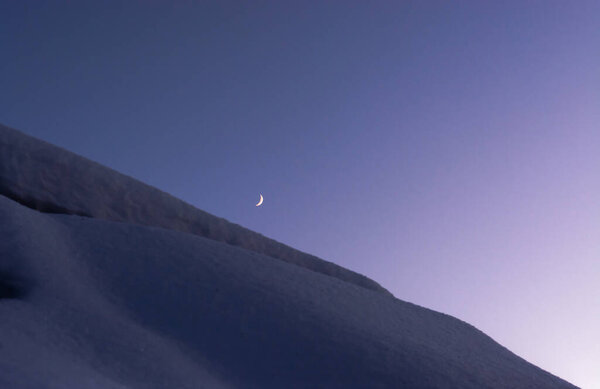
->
[256,194,264,207]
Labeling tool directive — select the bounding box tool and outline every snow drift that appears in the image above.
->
[0,123,577,388]
[0,123,389,296]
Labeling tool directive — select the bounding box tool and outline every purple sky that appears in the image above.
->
[1,2,598,387]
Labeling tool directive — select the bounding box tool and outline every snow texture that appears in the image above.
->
[0,123,578,388]
[0,123,389,296]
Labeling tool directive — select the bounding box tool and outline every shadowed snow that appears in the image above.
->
[0,195,577,388]
[0,124,578,388]
[0,123,389,296]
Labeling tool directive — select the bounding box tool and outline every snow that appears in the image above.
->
[0,194,577,388]
[0,123,389,296]
[0,123,578,388]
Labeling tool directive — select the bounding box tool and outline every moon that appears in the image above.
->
[256,194,264,207]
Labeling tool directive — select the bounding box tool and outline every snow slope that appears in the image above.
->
[0,123,389,296]
[0,195,577,388]
[0,124,577,388]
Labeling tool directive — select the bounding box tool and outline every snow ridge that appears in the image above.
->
[0,123,578,388]
[0,123,390,295]
[0,194,578,388]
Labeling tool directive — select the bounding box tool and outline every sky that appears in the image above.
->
[1,1,599,387]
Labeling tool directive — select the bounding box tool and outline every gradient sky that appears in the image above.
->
[1,2,599,387]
